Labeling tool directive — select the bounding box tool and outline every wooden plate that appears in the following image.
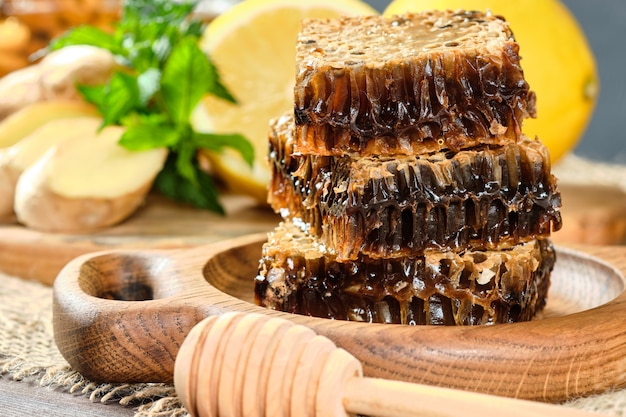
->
[52,235,626,403]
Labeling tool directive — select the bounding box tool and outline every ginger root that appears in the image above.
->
[14,125,167,233]
[0,45,117,120]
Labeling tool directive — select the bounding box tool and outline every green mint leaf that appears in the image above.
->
[174,140,199,185]
[137,68,161,106]
[151,35,173,65]
[183,20,205,38]
[193,132,254,167]
[49,26,122,54]
[205,54,237,104]
[119,123,180,151]
[154,153,224,214]
[161,37,212,124]
[101,72,141,125]
[119,0,199,45]
[191,167,224,214]
[43,0,254,212]
[77,84,107,111]
[119,112,170,130]
[209,78,237,104]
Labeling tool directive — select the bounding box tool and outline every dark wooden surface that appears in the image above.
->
[0,377,135,417]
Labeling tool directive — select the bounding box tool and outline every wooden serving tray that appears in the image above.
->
[52,235,626,404]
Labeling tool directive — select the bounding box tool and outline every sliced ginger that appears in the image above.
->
[0,100,100,149]
[0,117,102,217]
[0,45,117,121]
[14,125,167,233]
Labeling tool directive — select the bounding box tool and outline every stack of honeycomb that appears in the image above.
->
[255,10,562,326]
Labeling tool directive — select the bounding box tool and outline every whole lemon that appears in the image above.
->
[384,0,599,163]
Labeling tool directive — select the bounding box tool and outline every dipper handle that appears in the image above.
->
[174,312,601,417]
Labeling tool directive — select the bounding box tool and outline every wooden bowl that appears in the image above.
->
[52,234,626,403]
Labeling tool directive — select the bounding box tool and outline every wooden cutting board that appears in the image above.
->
[1,184,625,286]
[0,193,280,285]
[552,183,626,246]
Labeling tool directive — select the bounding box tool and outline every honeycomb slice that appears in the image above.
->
[294,10,536,153]
[255,222,555,325]
[268,115,562,260]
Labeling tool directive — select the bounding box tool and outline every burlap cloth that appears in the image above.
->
[1,154,625,416]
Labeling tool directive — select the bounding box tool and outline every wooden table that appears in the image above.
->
[0,377,135,417]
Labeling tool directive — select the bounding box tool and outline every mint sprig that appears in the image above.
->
[49,0,253,213]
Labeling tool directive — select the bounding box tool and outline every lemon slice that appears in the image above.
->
[192,0,378,203]
[383,0,599,163]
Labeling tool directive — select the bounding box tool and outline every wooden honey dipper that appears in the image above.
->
[174,312,602,417]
